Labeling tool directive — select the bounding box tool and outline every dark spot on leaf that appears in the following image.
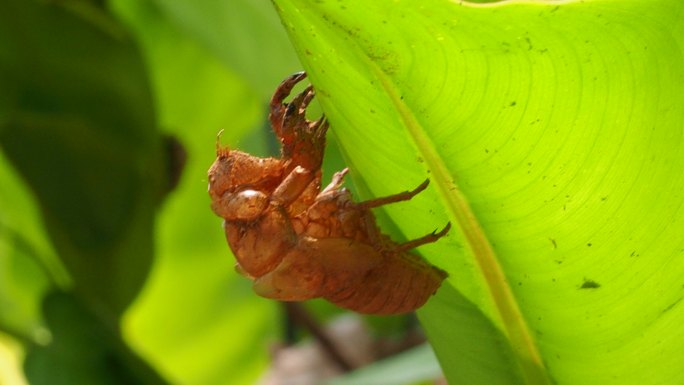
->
[580,279,600,289]
[661,298,682,314]
[525,37,532,50]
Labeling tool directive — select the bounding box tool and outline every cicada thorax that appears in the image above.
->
[291,190,371,242]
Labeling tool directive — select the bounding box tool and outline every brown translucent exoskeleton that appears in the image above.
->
[208,72,450,314]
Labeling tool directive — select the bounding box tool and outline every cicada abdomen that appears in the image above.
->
[325,247,448,315]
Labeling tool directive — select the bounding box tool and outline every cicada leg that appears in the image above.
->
[396,222,451,252]
[268,71,328,171]
[355,179,430,210]
[271,166,315,206]
[351,179,450,248]
[281,90,328,170]
[269,71,307,134]
[320,168,349,195]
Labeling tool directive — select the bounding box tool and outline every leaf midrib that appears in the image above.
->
[372,65,551,385]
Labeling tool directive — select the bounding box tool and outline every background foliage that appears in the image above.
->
[1,0,683,385]
[0,0,298,384]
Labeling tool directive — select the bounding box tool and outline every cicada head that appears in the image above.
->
[208,140,287,221]
[209,147,284,191]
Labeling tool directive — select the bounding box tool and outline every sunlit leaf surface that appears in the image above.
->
[273,0,684,384]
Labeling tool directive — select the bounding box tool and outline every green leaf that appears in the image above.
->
[272,0,684,384]
[0,220,52,344]
[0,0,165,317]
[148,0,302,98]
[327,343,442,385]
[24,291,168,385]
[0,149,69,343]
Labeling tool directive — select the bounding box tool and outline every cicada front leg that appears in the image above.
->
[269,71,328,172]
[269,71,307,135]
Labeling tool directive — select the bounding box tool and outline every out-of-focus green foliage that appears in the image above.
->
[110,1,282,383]
[24,291,168,385]
[0,0,163,319]
[327,343,441,385]
[0,0,296,383]
[142,0,303,99]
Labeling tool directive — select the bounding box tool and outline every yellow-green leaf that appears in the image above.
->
[273,1,684,384]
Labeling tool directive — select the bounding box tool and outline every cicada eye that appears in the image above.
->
[211,188,269,221]
[230,189,269,220]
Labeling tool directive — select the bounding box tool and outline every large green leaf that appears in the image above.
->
[0,0,164,317]
[272,0,684,384]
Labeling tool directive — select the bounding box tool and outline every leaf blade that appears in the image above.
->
[273,0,684,384]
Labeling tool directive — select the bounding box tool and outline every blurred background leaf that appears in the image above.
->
[110,1,280,383]
[144,0,303,99]
[0,0,163,318]
[327,343,442,385]
[24,291,168,385]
